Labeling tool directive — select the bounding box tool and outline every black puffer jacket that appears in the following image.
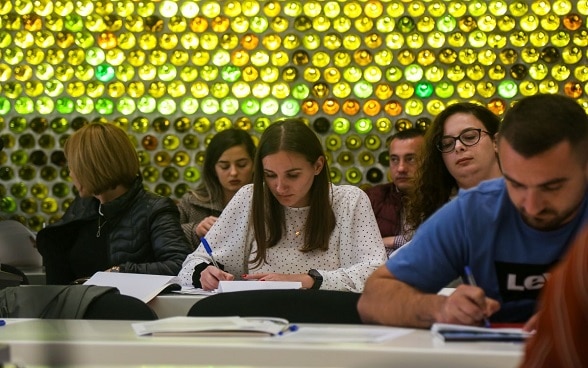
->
[37,176,191,284]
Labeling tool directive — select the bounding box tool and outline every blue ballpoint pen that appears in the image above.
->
[463,266,491,328]
[278,324,299,336]
[200,237,220,269]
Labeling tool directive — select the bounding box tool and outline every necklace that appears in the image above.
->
[96,204,108,238]
[294,229,302,237]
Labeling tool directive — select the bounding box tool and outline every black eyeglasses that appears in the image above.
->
[436,128,491,153]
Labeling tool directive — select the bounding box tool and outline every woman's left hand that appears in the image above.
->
[243,273,314,288]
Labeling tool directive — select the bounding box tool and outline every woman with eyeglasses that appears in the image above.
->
[405,102,502,233]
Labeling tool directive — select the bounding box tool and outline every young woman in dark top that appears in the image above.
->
[37,123,191,284]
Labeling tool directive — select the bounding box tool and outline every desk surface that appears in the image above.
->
[148,293,206,318]
[1,319,523,368]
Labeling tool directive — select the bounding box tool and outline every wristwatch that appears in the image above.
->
[308,269,323,290]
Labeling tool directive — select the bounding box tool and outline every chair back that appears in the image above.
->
[0,220,42,267]
[0,264,28,286]
[0,269,23,290]
[0,285,158,320]
[188,289,362,324]
[84,292,158,320]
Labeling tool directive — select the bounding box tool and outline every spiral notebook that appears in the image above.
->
[431,323,533,342]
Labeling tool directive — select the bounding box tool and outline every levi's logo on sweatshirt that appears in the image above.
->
[495,261,557,302]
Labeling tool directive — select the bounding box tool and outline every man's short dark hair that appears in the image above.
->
[388,128,425,146]
[499,94,588,160]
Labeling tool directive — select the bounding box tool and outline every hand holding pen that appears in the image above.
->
[463,266,495,327]
[439,280,499,327]
[199,237,234,290]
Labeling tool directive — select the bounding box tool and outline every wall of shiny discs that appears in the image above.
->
[0,0,587,230]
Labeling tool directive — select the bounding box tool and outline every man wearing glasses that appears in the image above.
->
[365,128,425,257]
[358,94,588,330]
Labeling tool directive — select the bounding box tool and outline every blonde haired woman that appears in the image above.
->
[37,123,191,284]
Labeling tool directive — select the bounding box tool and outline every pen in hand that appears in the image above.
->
[200,237,220,269]
[463,266,491,328]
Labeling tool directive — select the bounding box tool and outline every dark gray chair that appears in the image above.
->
[0,285,158,320]
[0,264,28,286]
[84,292,158,320]
[0,269,23,290]
[188,289,362,324]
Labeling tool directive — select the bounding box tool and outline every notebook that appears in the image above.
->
[431,323,533,342]
[132,316,291,337]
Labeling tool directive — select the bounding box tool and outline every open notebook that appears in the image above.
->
[132,316,291,337]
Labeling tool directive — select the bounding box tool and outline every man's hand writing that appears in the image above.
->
[436,284,500,326]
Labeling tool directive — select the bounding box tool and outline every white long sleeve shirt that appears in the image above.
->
[178,184,386,292]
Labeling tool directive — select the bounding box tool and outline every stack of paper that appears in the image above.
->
[218,280,302,292]
[177,280,302,295]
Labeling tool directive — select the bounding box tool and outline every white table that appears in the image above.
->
[147,293,207,318]
[0,319,523,368]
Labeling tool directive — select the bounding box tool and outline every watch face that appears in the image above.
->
[309,269,322,279]
[308,269,323,289]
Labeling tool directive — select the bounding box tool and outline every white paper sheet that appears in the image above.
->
[218,280,302,293]
[275,325,414,343]
[84,272,178,303]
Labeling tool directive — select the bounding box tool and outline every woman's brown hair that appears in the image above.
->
[64,123,140,196]
[250,118,336,267]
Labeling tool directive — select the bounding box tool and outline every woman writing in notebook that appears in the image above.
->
[177,128,256,249]
[177,119,386,292]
